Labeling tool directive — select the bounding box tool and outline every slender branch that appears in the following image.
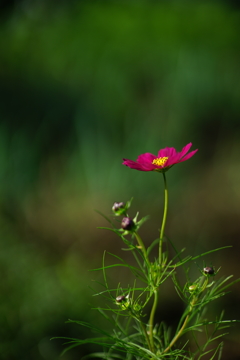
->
[134,232,150,267]
[163,312,191,354]
[163,278,209,354]
[148,290,158,353]
[139,320,152,353]
[159,172,168,265]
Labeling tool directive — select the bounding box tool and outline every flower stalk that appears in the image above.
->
[159,172,168,266]
[148,290,158,353]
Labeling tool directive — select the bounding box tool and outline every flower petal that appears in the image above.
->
[178,143,193,159]
[122,159,153,171]
[163,157,176,167]
[158,147,177,158]
[137,153,156,164]
[136,153,157,170]
[165,143,192,166]
[177,149,198,162]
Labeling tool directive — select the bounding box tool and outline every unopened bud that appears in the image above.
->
[203,266,215,276]
[121,217,135,231]
[189,285,197,292]
[116,295,126,303]
[112,202,125,214]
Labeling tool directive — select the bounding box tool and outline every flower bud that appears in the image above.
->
[189,284,197,292]
[121,217,135,231]
[116,295,126,303]
[203,266,215,275]
[112,202,125,215]
[112,202,124,211]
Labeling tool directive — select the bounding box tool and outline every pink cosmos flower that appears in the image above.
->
[122,143,198,172]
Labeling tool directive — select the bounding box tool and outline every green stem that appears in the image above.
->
[163,277,209,354]
[146,172,168,354]
[159,172,168,265]
[139,321,152,353]
[134,232,150,267]
[163,296,196,354]
[163,312,191,354]
[148,290,158,353]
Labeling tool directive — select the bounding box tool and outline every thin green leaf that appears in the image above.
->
[210,332,229,342]
[191,246,232,260]
[82,352,124,360]
[93,286,147,297]
[147,238,159,256]
[215,277,240,295]
[136,215,150,228]
[95,210,116,227]
[91,263,141,272]
[173,256,193,268]
[184,319,240,333]
[127,342,159,359]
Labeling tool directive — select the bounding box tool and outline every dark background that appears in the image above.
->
[0,0,240,359]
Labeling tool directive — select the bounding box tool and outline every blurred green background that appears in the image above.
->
[0,0,240,359]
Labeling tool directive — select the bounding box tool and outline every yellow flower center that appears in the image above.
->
[152,157,168,167]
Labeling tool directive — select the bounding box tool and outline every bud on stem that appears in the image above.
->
[121,217,135,231]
